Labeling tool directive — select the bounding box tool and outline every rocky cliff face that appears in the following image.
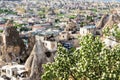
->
[96,14,109,29]
[0,26,26,63]
[25,36,55,80]
[26,36,35,57]
[96,14,120,29]
[103,14,120,29]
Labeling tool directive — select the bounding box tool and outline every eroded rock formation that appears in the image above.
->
[0,20,26,63]
[96,13,120,29]
[26,36,36,57]
[25,36,55,80]
[65,20,77,31]
[96,14,109,29]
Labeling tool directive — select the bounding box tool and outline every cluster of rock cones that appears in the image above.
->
[0,20,55,80]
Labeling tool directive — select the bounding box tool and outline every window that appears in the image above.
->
[96,31,100,35]
[2,69,6,73]
[44,43,47,46]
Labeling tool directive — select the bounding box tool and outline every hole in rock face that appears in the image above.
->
[45,51,51,58]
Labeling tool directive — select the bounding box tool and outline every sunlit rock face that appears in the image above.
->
[96,14,109,29]
[96,13,120,29]
[25,36,55,80]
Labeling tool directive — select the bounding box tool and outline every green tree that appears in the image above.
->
[13,23,23,29]
[42,44,78,80]
[0,30,3,33]
[103,27,110,36]
[69,15,76,19]
[38,11,45,18]
[86,16,94,22]
[112,25,120,42]
[80,22,86,27]
[42,34,120,80]
[75,35,103,79]
[0,9,17,14]
[100,45,120,79]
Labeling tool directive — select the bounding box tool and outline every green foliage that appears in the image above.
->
[0,9,17,14]
[103,27,110,36]
[42,34,120,80]
[42,44,78,80]
[75,35,103,79]
[100,45,120,79]
[103,24,120,41]
[13,22,23,29]
[69,15,76,19]
[86,16,94,22]
[0,30,3,33]
[20,27,30,32]
[80,22,86,27]
[90,8,97,12]
[38,11,44,15]
[13,23,30,32]
[112,26,120,42]
[57,13,64,17]
[38,11,45,18]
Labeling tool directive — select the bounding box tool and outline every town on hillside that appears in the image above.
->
[0,0,120,80]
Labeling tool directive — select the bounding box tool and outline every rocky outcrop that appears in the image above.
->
[96,14,120,29]
[0,58,5,68]
[96,14,109,29]
[26,36,35,56]
[65,20,77,31]
[103,14,120,29]
[25,36,55,80]
[0,21,26,63]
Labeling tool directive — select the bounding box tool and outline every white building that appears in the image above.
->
[80,25,96,36]
[0,64,28,80]
[36,35,57,52]
[43,41,57,52]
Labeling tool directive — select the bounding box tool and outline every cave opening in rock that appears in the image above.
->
[45,51,51,58]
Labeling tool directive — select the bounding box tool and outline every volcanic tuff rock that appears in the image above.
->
[0,25,26,63]
[96,14,120,29]
[65,20,77,31]
[25,36,55,80]
[0,58,5,68]
[96,14,109,29]
[26,36,35,57]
